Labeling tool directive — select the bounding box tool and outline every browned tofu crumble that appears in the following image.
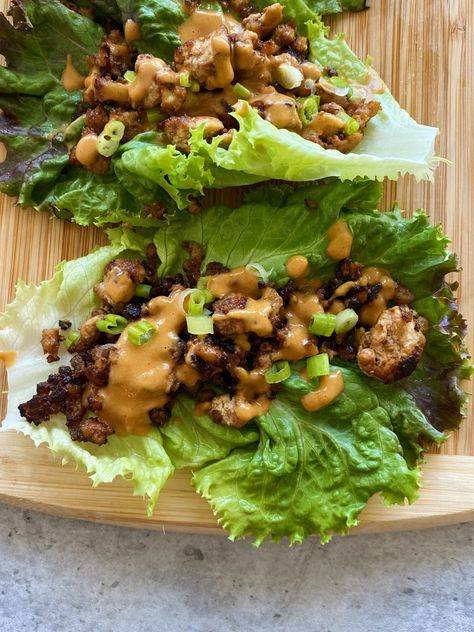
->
[68,1,382,176]
[19,239,427,446]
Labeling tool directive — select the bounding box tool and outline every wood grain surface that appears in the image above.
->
[0,0,473,536]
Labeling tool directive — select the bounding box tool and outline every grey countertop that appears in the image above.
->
[0,505,472,632]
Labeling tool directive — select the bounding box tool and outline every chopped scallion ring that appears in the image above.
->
[146,108,166,124]
[307,353,330,379]
[233,83,251,100]
[96,314,129,335]
[188,290,206,316]
[196,277,214,302]
[64,331,79,349]
[277,63,304,90]
[335,308,359,334]
[309,313,336,337]
[245,262,272,284]
[135,284,152,299]
[124,70,136,83]
[186,315,214,335]
[297,95,320,126]
[97,120,125,157]
[265,361,291,384]
[337,111,360,136]
[128,320,155,346]
[179,71,191,87]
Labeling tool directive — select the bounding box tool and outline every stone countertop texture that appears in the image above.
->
[0,504,472,632]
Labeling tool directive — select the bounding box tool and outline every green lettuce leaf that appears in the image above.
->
[193,368,424,545]
[116,0,187,63]
[0,1,106,217]
[0,0,104,94]
[0,231,173,511]
[161,394,259,469]
[253,0,366,24]
[1,0,437,223]
[1,181,469,540]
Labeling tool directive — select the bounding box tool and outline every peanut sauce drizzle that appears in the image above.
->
[178,10,241,43]
[61,54,85,92]
[326,220,353,261]
[97,245,398,434]
[0,351,17,369]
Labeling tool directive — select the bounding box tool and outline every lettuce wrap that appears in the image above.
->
[0,180,470,544]
[0,0,437,226]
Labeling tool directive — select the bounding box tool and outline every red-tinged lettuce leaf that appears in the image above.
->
[0,0,104,94]
[0,88,80,199]
[0,1,105,211]
[404,285,474,431]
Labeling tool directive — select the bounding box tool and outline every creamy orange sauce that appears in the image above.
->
[75,134,99,167]
[207,266,260,298]
[181,85,237,118]
[97,265,136,305]
[232,395,272,426]
[61,54,85,92]
[250,87,302,130]
[274,292,321,361]
[359,267,397,326]
[98,289,186,435]
[301,370,344,412]
[231,366,273,425]
[178,9,241,42]
[129,57,170,105]
[326,220,353,261]
[124,19,141,43]
[175,364,200,388]
[286,255,309,279]
[207,33,234,90]
[213,290,275,337]
[0,351,17,368]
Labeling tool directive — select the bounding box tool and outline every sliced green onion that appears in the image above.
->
[186,315,214,335]
[330,76,348,89]
[276,63,304,90]
[97,120,125,157]
[196,277,214,302]
[190,81,200,93]
[335,308,359,335]
[337,111,360,135]
[246,262,272,284]
[188,290,206,316]
[233,82,251,100]
[179,71,191,87]
[96,314,129,335]
[64,331,79,349]
[64,115,86,144]
[124,70,137,83]
[135,284,152,299]
[146,108,166,124]
[309,313,337,337]
[276,276,290,289]
[307,353,330,379]
[297,95,320,126]
[128,320,156,346]
[265,361,291,384]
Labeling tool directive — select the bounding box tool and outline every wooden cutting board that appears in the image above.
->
[0,1,473,537]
